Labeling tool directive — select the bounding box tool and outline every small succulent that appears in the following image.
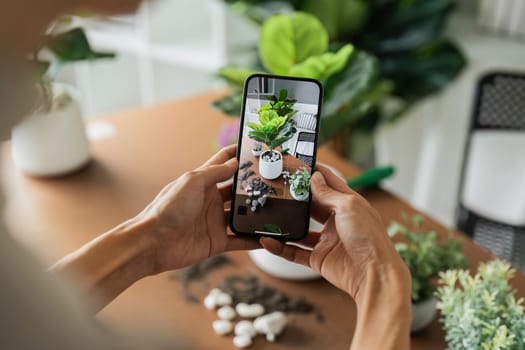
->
[437,260,525,350]
[387,214,469,304]
[253,141,263,151]
[289,168,311,196]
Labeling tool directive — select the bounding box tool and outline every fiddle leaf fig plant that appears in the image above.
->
[437,260,525,350]
[387,213,469,304]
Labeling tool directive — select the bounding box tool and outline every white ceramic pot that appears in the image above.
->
[248,219,323,280]
[290,186,309,201]
[411,298,437,333]
[12,85,90,176]
[252,149,262,156]
[259,150,282,180]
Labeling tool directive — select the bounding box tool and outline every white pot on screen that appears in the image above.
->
[11,84,90,176]
[259,150,282,180]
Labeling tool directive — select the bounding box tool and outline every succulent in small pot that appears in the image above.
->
[437,259,525,350]
[387,214,468,332]
[247,89,297,180]
[252,141,263,156]
[289,167,311,201]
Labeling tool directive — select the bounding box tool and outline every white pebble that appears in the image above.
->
[213,320,233,335]
[233,334,252,348]
[235,320,256,338]
[236,303,265,318]
[204,295,217,310]
[266,333,276,342]
[216,292,233,306]
[217,305,236,321]
[254,312,287,337]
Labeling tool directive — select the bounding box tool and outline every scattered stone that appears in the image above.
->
[218,305,237,321]
[240,161,253,170]
[257,196,267,207]
[253,312,287,341]
[245,198,251,205]
[236,303,265,318]
[233,334,252,348]
[234,320,257,338]
[213,320,233,336]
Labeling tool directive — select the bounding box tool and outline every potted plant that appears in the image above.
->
[437,260,525,349]
[387,214,469,332]
[247,89,297,180]
[12,25,114,176]
[289,167,311,201]
[252,141,263,156]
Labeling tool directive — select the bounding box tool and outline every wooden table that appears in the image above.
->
[2,92,525,350]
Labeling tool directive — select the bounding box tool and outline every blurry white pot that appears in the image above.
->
[259,150,282,180]
[249,219,323,280]
[12,84,90,176]
[411,298,437,333]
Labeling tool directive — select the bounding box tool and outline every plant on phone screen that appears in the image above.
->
[247,89,297,151]
[290,168,311,196]
[252,141,262,151]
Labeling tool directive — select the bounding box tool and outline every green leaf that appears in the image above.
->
[323,50,379,116]
[246,122,261,130]
[211,93,242,116]
[263,224,282,234]
[44,28,114,62]
[218,67,258,88]
[259,12,328,74]
[288,44,353,82]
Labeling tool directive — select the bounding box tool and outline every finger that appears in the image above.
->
[224,235,262,251]
[288,231,322,249]
[218,179,233,202]
[199,145,237,168]
[260,237,312,268]
[199,158,239,185]
[316,164,369,204]
[310,172,349,219]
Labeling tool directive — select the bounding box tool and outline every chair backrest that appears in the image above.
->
[457,71,525,268]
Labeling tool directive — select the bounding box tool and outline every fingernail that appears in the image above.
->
[312,172,326,185]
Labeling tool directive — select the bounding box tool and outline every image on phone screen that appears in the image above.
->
[230,74,322,240]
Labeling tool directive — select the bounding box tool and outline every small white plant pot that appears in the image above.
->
[12,86,90,177]
[249,219,323,280]
[259,150,282,180]
[290,186,309,201]
[411,298,437,333]
[252,149,262,156]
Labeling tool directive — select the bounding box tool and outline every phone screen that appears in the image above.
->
[229,74,322,240]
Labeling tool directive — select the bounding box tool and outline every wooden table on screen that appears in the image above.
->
[2,92,525,350]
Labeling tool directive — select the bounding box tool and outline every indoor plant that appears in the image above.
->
[12,25,114,176]
[387,213,469,332]
[289,167,311,201]
[252,140,263,156]
[437,260,525,349]
[215,2,466,162]
[247,89,297,179]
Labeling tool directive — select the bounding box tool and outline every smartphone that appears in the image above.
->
[229,74,323,240]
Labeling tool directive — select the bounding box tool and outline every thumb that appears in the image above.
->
[311,172,347,210]
[201,158,238,185]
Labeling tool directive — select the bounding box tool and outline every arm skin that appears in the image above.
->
[51,145,261,312]
[260,165,412,350]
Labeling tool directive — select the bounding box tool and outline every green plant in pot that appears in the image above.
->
[215,2,466,165]
[12,23,114,177]
[387,214,468,332]
[247,89,297,179]
[437,260,525,350]
[289,167,311,201]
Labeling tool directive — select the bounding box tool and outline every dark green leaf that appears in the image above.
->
[45,28,115,62]
[263,223,282,233]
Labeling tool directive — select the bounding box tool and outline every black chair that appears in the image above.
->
[457,71,525,270]
[294,132,315,167]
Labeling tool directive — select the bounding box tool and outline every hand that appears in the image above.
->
[260,164,410,299]
[138,145,261,274]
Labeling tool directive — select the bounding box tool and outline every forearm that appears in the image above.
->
[51,216,156,312]
[350,263,412,350]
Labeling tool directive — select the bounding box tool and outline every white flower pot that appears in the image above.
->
[290,186,309,201]
[249,219,323,280]
[252,149,262,156]
[259,150,282,180]
[12,85,90,176]
[411,298,437,333]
